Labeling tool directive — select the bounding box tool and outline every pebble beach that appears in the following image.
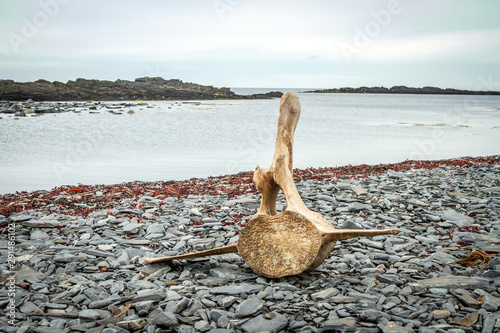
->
[1,155,500,333]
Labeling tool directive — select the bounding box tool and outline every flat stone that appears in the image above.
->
[406,198,429,207]
[153,311,179,328]
[410,276,482,290]
[482,186,500,193]
[165,290,182,301]
[173,297,189,314]
[380,284,399,295]
[399,286,412,296]
[123,223,142,234]
[116,319,147,330]
[97,244,114,251]
[30,229,49,240]
[330,296,357,303]
[482,294,500,311]
[131,279,157,289]
[210,268,249,279]
[482,315,496,333]
[53,253,87,263]
[322,318,357,332]
[49,319,68,329]
[387,170,403,179]
[359,309,384,322]
[432,310,451,319]
[146,223,165,234]
[348,202,372,212]
[210,309,236,322]
[178,326,197,333]
[79,309,101,320]
[429,288,448,296]
[426,251,457,265]
[235,298,263,318]
[453,289,481,307]
[316,194,335,202]
[449,312,479,326]
[33,328,67,333]
[9,214,32,222]
[19,301,43,315]
[351,185,368,196]
[441,211,474,224]
[240,311,288,333]
[116,251,130,265]
[190,208,202,216]
[383,321,413,333]
[218,296,237,308]
[134,301,155,315]
[110,281,125,294]
[194,320,211,331]
[481,245,500,254]
[311,287,340,301]
[341,220,363,229]
[210,284,263,295]
[336,182,353,190]
[15,267,43,284]
[187,238,216,251]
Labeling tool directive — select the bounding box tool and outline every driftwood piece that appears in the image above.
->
[144,91,397,278]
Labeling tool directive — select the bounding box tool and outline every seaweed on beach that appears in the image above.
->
[1,155,499,218]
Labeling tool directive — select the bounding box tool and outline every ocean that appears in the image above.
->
[1,91,499,194]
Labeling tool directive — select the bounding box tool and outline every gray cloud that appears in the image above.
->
[0,0,499,89]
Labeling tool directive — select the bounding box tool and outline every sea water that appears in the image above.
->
[0,92,499,194]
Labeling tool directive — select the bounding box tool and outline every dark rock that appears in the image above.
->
[0,78,282,101]
[359,309,385,322]
[305,85,500,96]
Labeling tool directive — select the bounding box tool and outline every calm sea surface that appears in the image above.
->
[1,91,499,194]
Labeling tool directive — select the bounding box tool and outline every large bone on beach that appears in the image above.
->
[144,92,397,278]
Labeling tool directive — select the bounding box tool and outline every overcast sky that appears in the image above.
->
[1,0,499,89]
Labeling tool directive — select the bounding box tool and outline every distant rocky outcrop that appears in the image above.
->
[304,86,500,95]
[0,77,283,101]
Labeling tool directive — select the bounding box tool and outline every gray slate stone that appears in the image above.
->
[235,298,263,318]
[146,223,165,234]
[311,287,339,301]
[322,318,357,331]
[123,223,142,234]
[210,284,263,295]
[153,311,178,328]
[410,276,482,290]
[348,202,372,211]
[79,309,101,320]
[240,311,288,332]
[482,294,500,311]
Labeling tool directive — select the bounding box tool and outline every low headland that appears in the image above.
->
[1,155,499,332]
[0,77,283,101]
[304,86,500,95]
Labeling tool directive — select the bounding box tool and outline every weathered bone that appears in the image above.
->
[144,92,397,277]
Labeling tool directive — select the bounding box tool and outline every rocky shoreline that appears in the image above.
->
[0,97,272,117]
[0,77,283,102]
[304,86,500,96]
[1,156,499,333]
